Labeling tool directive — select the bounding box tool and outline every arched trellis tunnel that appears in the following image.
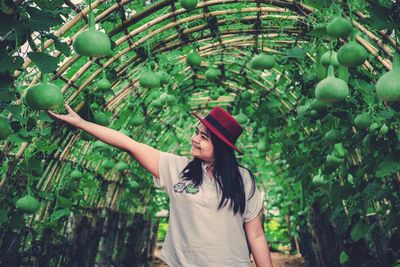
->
[1,0,400,266]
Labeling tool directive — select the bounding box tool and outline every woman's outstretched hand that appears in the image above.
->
[47,103,84,128]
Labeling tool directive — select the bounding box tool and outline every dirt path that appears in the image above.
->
[152,247,305,267]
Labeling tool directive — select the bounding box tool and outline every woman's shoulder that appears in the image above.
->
[237,165,254,182]
[160,151,191,165]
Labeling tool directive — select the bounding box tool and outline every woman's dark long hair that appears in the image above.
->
[180,124,256,215]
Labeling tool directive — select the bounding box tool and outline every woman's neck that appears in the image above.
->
[203,160,215,177]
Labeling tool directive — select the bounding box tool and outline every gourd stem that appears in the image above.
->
[26,176,32,196]
[327,65,335,77]
[41,73,48,83]
[392,53,400,70]
[350,31,356,42]
[102,69,107,79]
[89,11,95,30]
[88,0,95,30]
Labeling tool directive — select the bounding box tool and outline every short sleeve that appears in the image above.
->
[241,169,264,222]
[152,151,190,196]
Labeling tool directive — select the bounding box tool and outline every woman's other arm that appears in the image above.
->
[244,212,273,267]
[47,104,160,178]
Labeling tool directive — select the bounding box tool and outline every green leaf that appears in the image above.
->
[0,208,9,224]
[339,251,349,264]
[0,55,24,74]
[25,6,64,31]
[39,111,55,122]
[284,47,307,59]
[351,220,366,241]
[28,52,59,73]
[0,88,16,103]
[57,196,73,209]
[53,38,71,56]
[376,160,400,178]
[50,208,70,222]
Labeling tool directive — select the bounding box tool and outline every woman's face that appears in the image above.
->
[190,123,214,163]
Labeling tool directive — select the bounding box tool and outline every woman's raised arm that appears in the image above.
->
[47,104,160,178]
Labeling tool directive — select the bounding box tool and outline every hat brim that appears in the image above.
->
[192,111,244,154]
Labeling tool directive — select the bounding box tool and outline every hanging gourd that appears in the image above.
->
[379,124,389,135]
[139,70,161,88]
[72,0,111,57]
[326,17,353,39]
[102,159,114,170]
[376,53,400,102]
[155,71,170,85]
[94,111,110,126]
[24,73,64,110]
[205,68,221,80]
[320,51,340,67]
[250,54,275,70]
[180,0,197,10]
[324,129,341,144]
[333,143,347,158]
[187,52,202,67]
[0,115,12,140]
[116,161,129,172]
[70,169,83,179]
[354,113,373,129]
[234,110,249,125]
[315,65,349,103]
[97,70,111,90]
[337,34,368,67]
[209,90,220,100]
[15,177,41,214]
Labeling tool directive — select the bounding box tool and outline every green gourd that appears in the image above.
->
[354,113,372,129]
[379,124,388,135]
[315,65,349,103]
[333,143,347,158]
[139,71,161,88]
[180,0,197,10]
[24,73,64,110]
[187,52,202,67]
[376,53,400,102]
[16,195,40,214]
[209,90,220,100]
[337,35,368,67]
[116,161,129,172]
[326,17,352,39]
[205,68,221,80]
[15,179,40,214]
[337,41,368,67]
[102,160,114,170]
[70,170,83,179]
[155,71,170,85]
[250,54,275,70]
[234,111,249,125]
[324,130,341,144]
[0,115,12,140]
[97,70,111,90]
[94,111,110,126]
[321,51,340,67]
[72,2,111,57]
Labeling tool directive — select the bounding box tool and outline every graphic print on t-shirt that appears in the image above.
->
[173,181,200,195]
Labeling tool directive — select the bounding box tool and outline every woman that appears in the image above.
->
[48,104,273,267]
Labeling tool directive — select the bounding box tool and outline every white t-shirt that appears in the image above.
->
[153,151,263,267]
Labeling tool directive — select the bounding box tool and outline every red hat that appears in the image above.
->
[192,106,244,154]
